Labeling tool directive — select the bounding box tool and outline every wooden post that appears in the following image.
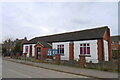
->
[79,55,86,68]
[55,54,61,65]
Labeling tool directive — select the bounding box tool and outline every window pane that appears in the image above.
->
[61,45,64,56]
[62,49,64,53]
[25,46,28,53]
[57,45,59,48]
[61,48,64,56]
[87,44,89,46]
[60,48,62,53]
[80,44,82,46]
[87,47,90,54]
[84,47,86,54]
[80,47,83,54]
[57,48,60,54]
[83,44,86,46]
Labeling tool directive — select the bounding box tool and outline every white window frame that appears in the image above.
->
[57,44,64,56]
[80,43,90,55]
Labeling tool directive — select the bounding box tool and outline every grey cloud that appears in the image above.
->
[1,2,118,41]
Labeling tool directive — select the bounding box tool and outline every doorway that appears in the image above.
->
[29,45,32,57]
[36,47,41,59]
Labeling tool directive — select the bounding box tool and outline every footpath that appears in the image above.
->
[3,57,119,79]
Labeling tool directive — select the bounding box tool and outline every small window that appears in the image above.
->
[87,44,89,46]
[80,44,82,46]
[25,46,28,53]
[83,44,86,46]
[84,47,86,54]
[57,44,64,56]
[80,43,90,55]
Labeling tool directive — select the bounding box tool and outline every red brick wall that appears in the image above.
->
[29,45,32,57]
[55,54,61,64]
[34,44,51,59]
[69,42,74,60]
[79,55,86,68]
[97,39,104,63]
[21,39,28,53]
[41,48,51,59]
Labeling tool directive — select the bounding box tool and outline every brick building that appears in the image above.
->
[111,35,120,50]
[23,26,112,63]
[2,37,28,55]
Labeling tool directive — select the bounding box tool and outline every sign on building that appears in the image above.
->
[47,49,58,56]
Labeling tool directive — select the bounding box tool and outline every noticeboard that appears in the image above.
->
[47,49,58,56]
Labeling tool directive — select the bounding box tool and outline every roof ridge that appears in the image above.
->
[30,26,108,41]
[25,26,108,44]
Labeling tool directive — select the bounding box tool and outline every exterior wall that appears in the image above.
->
[32,44,35,56]
[23,39,108,63]
[52,42,70,60]
[42,48,51,58]
[103,28,112,61]
[74,40,98,63]
[23,44,35,57]
[53,40,99,63]
[69,42,74,60]
[97,39,104,63]
[104,40,109,61]
[34,43,51,59]
[21,39,28,52]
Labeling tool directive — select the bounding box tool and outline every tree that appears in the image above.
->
[14,41,21,55]
[2,47,6,56]
[2,38,14,56]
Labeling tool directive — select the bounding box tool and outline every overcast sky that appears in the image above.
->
[1,2,118,42]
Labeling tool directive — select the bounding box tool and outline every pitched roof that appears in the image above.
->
[36,41,52,48]
[111,35,120,42]
[25,26,108,44]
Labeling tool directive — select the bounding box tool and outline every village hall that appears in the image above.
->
[22,26,112,63]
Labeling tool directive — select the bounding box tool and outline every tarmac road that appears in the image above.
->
[2,60,89,78]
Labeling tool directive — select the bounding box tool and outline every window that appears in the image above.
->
[119,41,120,45]
[80,43,90,55]
[25,46,28,53]
[57,45,64,56]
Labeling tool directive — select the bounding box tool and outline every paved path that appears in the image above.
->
[3,58,119,79]
[2,60,89,78]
